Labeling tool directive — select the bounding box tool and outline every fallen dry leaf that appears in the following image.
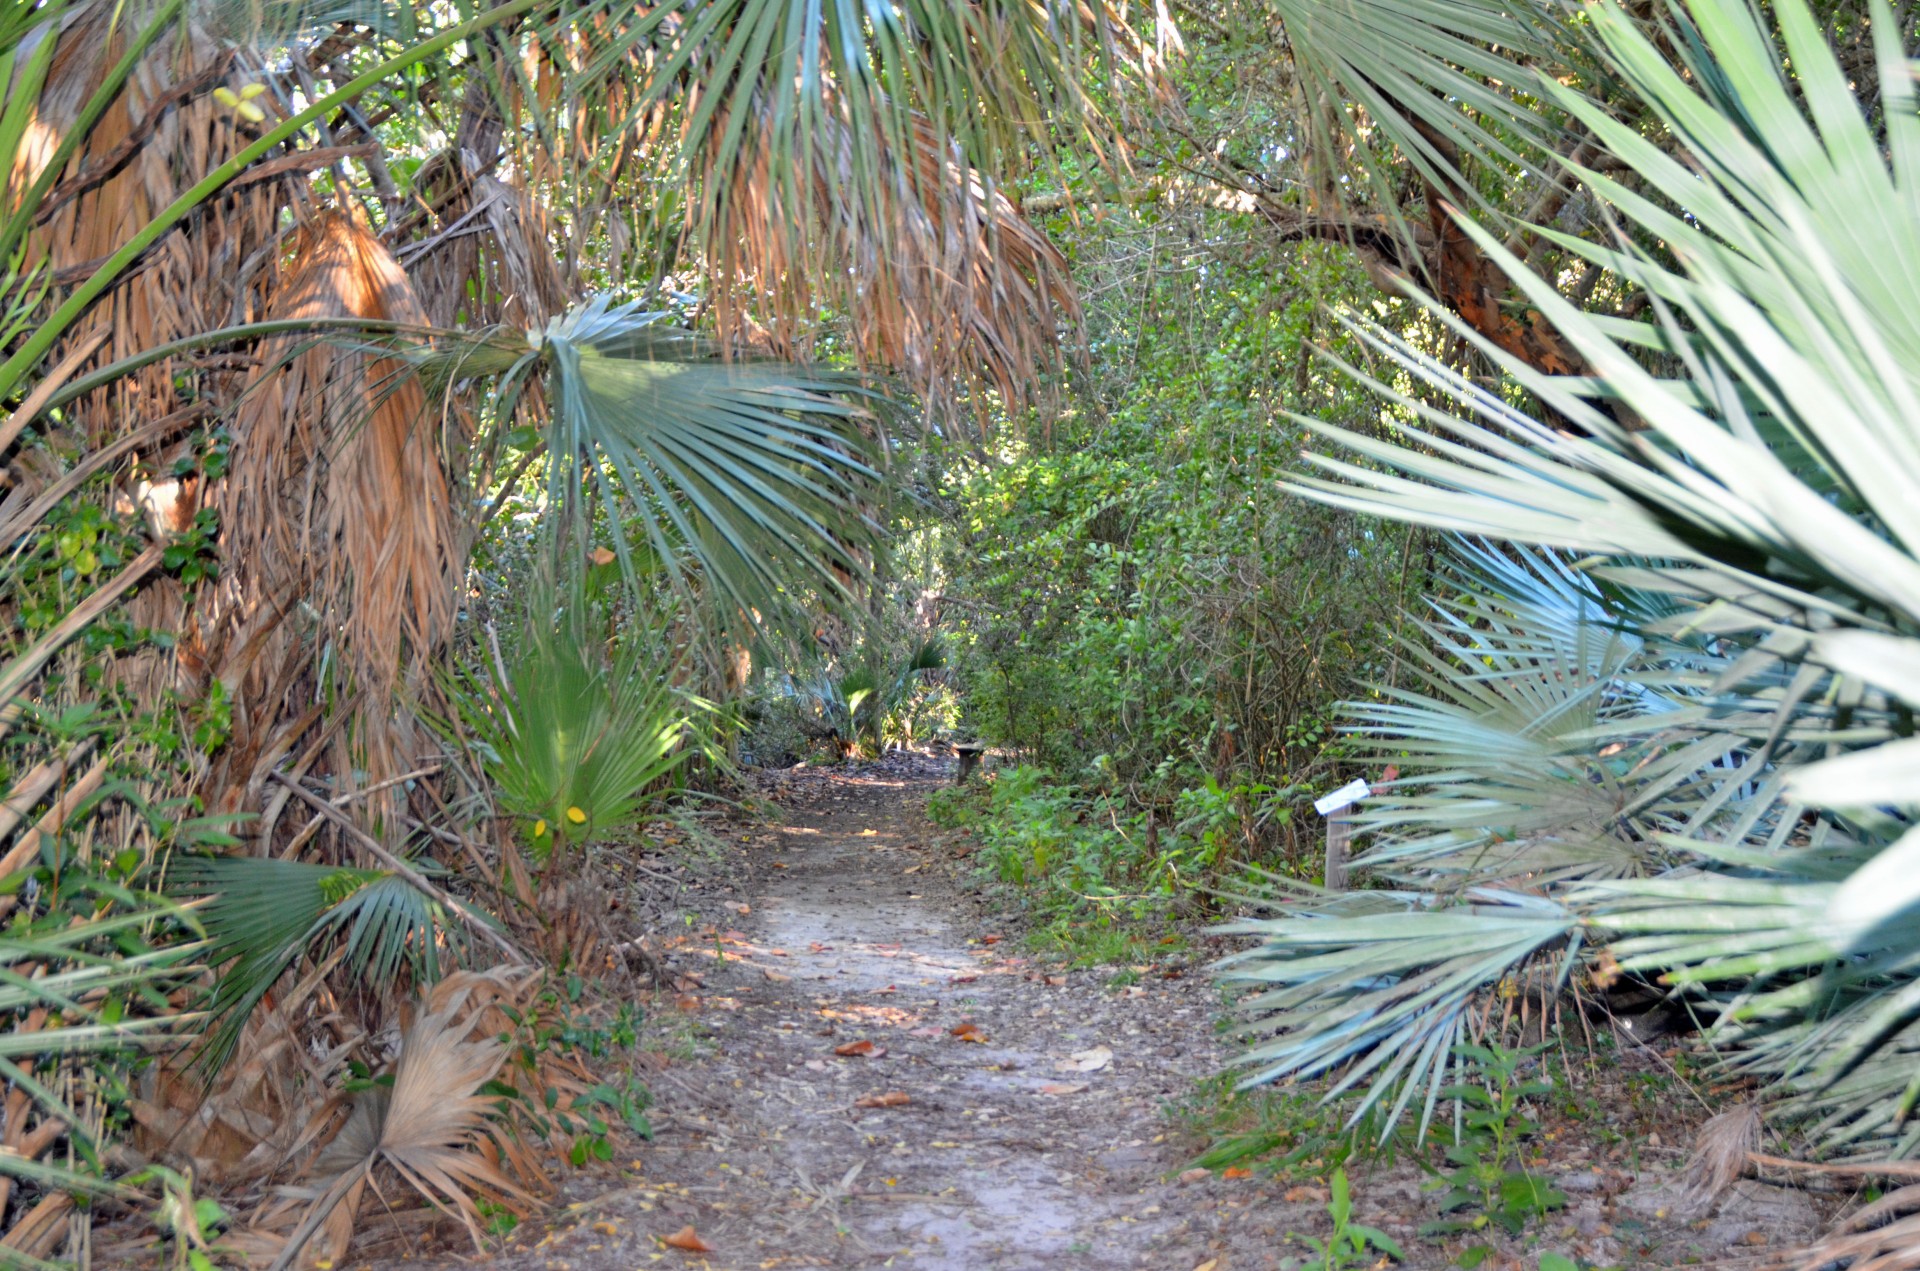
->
[1038,1082,1089,1096]
[1193,1261,1220,1271]
[854,1091,911,1109]
[833,1039,879,1057]
[1043,974,1068,986]
[949,974,979,984]
[1059,1046,1112,1073]
[663,1225,714,1252]
[764,969,792,983]
[731,902,751,915]
[1222,1166,1253,1179]
[949,1021,987,1043]
[674,995,700,1012]
[1179,1168,1211,1184]
[981,934,1004,945]
[1284,1185,1329,1204]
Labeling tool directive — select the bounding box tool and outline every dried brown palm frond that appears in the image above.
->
[1772,1175,1920,1271]
[256,969,541,1271]
[1684,1102,1765,1214]
[15,1,300,724]
[132,985,365,1188]
[404,159,573,330]
[698,102,1079,424]
[18,0,293,446]
[487,0,1165,424]
[222,207,468,816]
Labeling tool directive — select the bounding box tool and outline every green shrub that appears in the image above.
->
[933,765,1304,958]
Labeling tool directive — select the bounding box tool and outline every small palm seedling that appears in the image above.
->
[443,600,699,861]
[792,637,946,758]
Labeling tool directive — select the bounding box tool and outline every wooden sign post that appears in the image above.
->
[1324,810,1353,891]
[954,742,987,785]
[1314,767,1396,892]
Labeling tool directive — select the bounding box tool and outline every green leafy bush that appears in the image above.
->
[1423,1043,1566,1238]
[933,764,1302,956]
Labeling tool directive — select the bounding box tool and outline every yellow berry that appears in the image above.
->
[566,806,587,824]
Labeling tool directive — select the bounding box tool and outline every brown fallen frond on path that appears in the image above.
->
[1774,1180,1920,1271]
[1681,1137,1920,1271]
[1682,1101,1765,1214]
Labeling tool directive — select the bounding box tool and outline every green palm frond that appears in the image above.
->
[1223,0,1920,1155]
[0,900,199,1205]
[1348,541,1708,885]
[1217,883,1579,1137]
[441,594,697,857]
[498,297,887,626]
[168,856,470,1076]
[1266,0,1569,239]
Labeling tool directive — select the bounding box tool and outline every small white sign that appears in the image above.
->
[1314,778,1371,817]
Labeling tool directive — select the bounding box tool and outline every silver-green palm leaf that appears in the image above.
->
[1223,0,1920,1158]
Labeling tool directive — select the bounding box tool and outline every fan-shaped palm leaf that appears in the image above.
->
[1224,0,1920,1157]
[168,855,472,1076]
[440,600,696,859]
[445,297,887,626]
[264,972,534,1270]
[1217,884,1579,1137]
[1265,0,1569,237]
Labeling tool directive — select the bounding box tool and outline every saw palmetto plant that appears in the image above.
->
[1221,0,1920,1208]
[440,594,699,862]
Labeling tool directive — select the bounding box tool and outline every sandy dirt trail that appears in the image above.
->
[393,754,1822,1271]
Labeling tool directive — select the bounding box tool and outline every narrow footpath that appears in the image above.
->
[482,754,1316,1269]
[430,754,1821,1271]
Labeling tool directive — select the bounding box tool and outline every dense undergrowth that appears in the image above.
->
[10,0,1920,1263]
